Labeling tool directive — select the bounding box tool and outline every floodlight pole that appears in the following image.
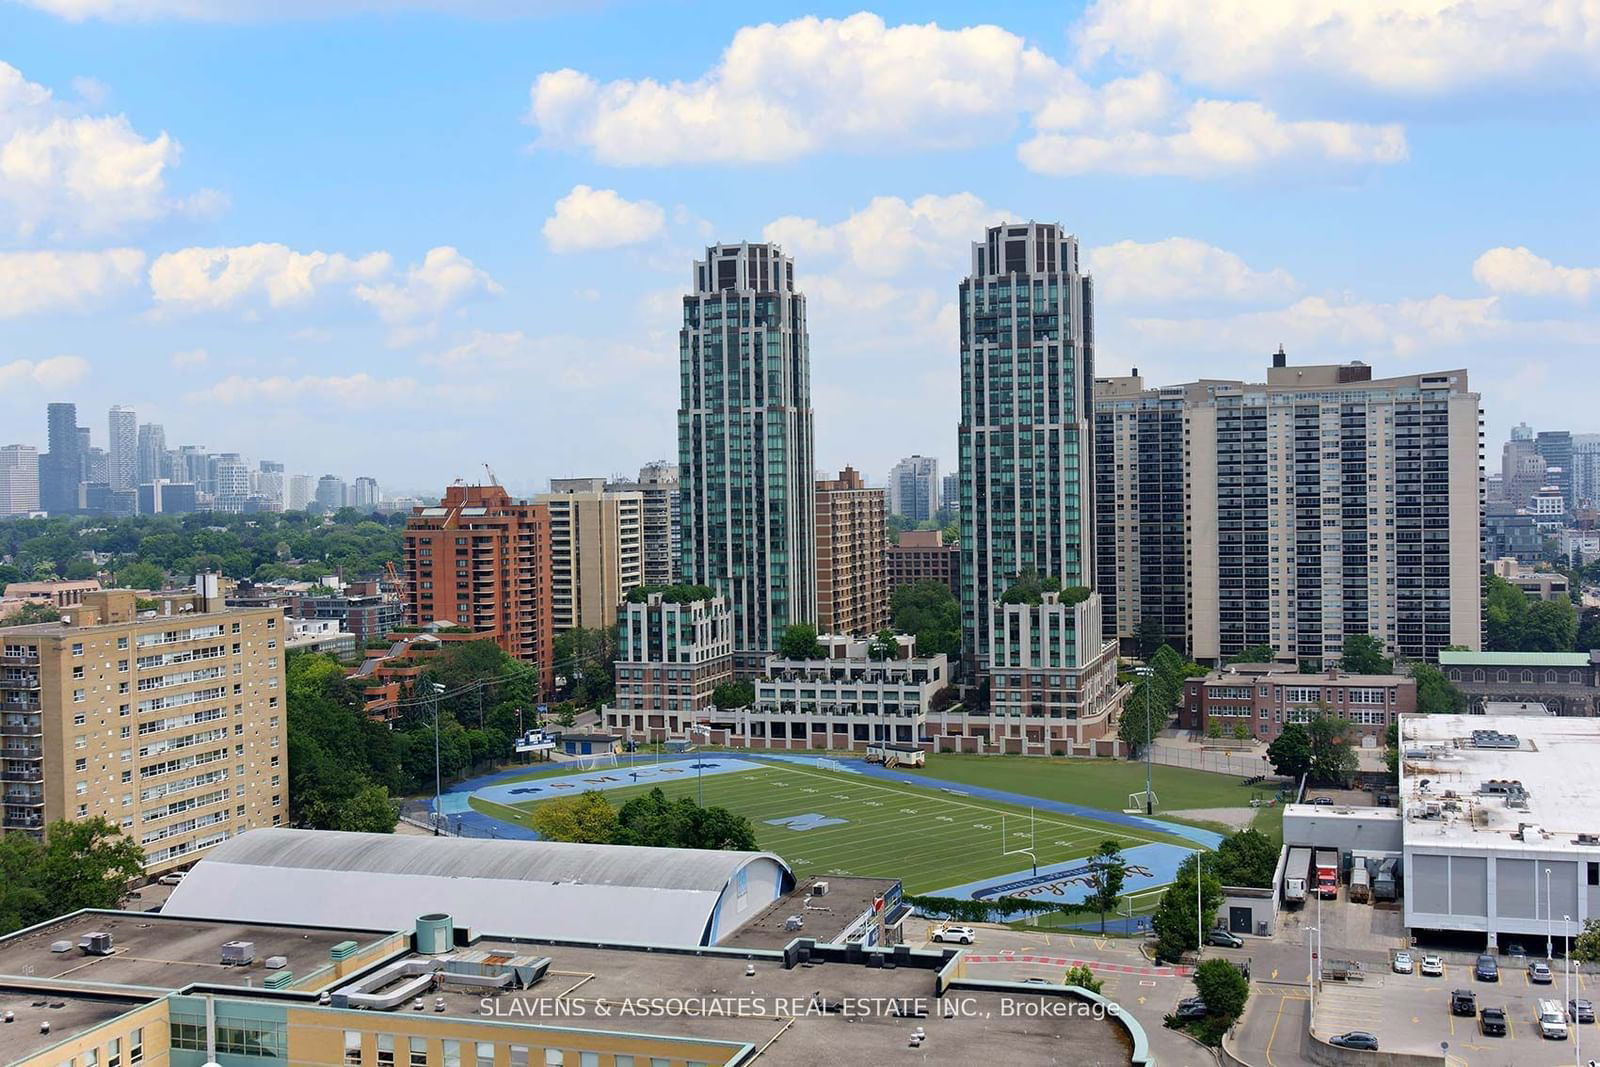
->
[1546,866,1553,961]
[430,682,446,834]
[1135,666,1155,815]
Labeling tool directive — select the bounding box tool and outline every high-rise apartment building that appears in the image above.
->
[815,466,888,636]
[941,472,959,513]
[84,447,110,487]
[287,473,314,511]
[1536,430,1574,511]
[605,587,733,743]
[608,461,680,585]
[315,474,347,512]
[678,242,816,673]
[958,222,1098,677]
[0,445,40,516]
[886,529,959,599]
[351,476,380,510]
[213,454,251,512]
[0,583,287,872]
[138,480,198,516]
[1573,434,1600,510]
[173,446,208,489]
[1092,354,1483,665]
[886,455,939,522]
[136,422,167,484]
[1501,434,1545,508]
[39,402,81,514]
[537,478,644,632]
[107,406,137,491]
[402,484,554,693]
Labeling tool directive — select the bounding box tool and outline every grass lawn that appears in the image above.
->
[483,761,1198,895]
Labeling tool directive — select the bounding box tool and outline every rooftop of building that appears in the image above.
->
[0,986,153,1065]
[0,586,273,637]
[719,875,900,951]
[0,911,391,993]
[1438,649,1598,667]
[1194,664,1412,687]
[2,579,102,597]
[1398,714,1600,852]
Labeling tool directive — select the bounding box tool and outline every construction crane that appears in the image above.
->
[483,462,499,487]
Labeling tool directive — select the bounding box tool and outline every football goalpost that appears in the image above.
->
[1001,808,1038,876]
[1123,790,1159,815]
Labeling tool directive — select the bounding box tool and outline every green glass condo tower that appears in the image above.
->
[678,242,817,675]
[959,222,1097,678]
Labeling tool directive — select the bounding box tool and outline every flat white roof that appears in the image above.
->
[1399,713,1600,853]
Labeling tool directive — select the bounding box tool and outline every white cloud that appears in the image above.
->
[1019,98,1406,177]
[17,0,568,18]
[0,248,145,316]
[184,372,431,407]
[1473,246,1600,302]
[423,328,670,389]
[149,243,391,312]
[542,185,665,253]
[0,355,91,390]
[170,347,209,368]
[764,194,1008,276]
[0,61,209,237]
[1075,0,1600,96]
[353,246,502,326]
[529,13,1073,164]
[1088,238,1297,303]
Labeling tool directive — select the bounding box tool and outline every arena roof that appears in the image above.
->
[163,829,792,947]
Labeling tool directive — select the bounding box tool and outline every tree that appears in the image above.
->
[868,629,898,661]
[1340,634,1392,674]
[1063,964,1102,994]
[1383,722,1400,785]
[1226,644,1276,665]
[530,792,620,844]
[1193,957,1250,1021]
[0,602,61,628]
[1266,723,1312,780]
[891,580,959,657]
[777,623,823,661]
[606,787,758,850]
[1577,608,1600,653]
[1212,829,1279,888]
[320,783,400,834]
[1,818,146,936]
[1117,672,1172,755]
[1573,917,1600,964]
[1485,573,1529,650]
[1231,722,1250,741]
[113,561,166,590]
[712,681,754,710]
[552,626,617,708]
[1409,661,1464,715]
[1134,617,1166,660]
[1307,713,1359,787]
[1525,598,1578,652]
[1083,840,1127,933]
[1151,856,1222,962]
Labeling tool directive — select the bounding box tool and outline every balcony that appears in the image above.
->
[2,792,43,806]
[1,769,42,783]
[0,721,42,737]
[0,651,39,665]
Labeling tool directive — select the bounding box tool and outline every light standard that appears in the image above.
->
[1307,924,1319,1022]
[430,682,446,835]
[689,724,713,806]
[1133,666,1155,815]
[1567,914,1580,1066]
[1547,866,1553,961]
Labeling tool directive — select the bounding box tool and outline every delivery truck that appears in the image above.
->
[1315,848,1340,899]
[1283,846,1312,905]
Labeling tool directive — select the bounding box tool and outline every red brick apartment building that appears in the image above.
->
[885,529,959,599]
[402,484,554,694]
[1182,662,1417,744]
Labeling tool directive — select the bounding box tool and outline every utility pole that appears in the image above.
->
[430,682,446,834]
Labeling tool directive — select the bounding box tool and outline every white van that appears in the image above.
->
[1536,999,1569,1039]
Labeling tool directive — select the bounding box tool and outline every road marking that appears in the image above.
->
[1137,996,1146,1004]
[1270,968,1279,979]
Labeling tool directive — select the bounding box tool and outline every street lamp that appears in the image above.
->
[1134,666,1155,815]
[689,724,713,805]
[1547,866,1553,961]
[430,682,446,835]
[1567,914,1580,1067]
[1307,923,1319,1022]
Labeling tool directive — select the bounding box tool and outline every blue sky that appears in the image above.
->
[2,0,1597,496]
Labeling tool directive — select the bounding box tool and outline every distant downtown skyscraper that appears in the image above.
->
[40,402,80,514]
[958,222,1097,675]
[886,455,939,522]
[678,242,816,673]
[0,444,40,516]
[108,405,138,491]
[136,422,166,484]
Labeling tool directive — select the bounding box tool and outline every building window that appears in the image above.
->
[510,1048,529,1067]
[118,637,129,650]
[73,690,86,703]
[475,1043,495,1067]
[106,1037,121,1067]
[410,1036,428,1066]
[543,1052,563,1067]
[1589,862,1599,888]
[129,1028,142,1064]
[72,642,84,656]
[345,1031,363,1065]
[442,1042,461,1067]
[73,665,84,679]
[378,1034,395,1066]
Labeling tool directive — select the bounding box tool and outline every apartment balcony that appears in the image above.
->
[1,769,43,783]
[2,791,43,807]
[2,813,44,831]
[0,650,39,666]
[0,721,42,737]
[0,698,41,713]
[0,746,41,760]
[0,673,40,689]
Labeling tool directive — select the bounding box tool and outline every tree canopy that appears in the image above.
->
[531,787,761,852]
[890,580,959,658]
[1083,840,1127,933]
[1486,573,1579,652]
[777,623,824,661]
[0,818,146,937]
[1266,723,1312,780]
[1151,853,1223,962]
[1340,634,1392,674]
[1212,829,1279,888]
[1226,644,1277,665]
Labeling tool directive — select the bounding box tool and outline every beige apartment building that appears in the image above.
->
[815,466,888,636]
[1093,353,1482,666]
[1,582,286,873]
[538,478,643,632]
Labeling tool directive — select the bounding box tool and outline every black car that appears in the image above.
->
[1475,954,1500,981]
[1451,989,1478,1016]
[1506,941,1528,960]
[1571,999,1596,1024]
[1330,1031,1379,1051]
[1175,997,1208,1020]
[1312,796,1335,806]
[1480,1007,1508,1036]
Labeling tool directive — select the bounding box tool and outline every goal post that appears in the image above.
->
[1123,790,1159,815]
[1001,808,1038,876]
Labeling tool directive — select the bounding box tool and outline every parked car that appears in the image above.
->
[1530,960,1554,984]
[1175,997,1208,1020]
[1330,1031,1379,1051]
[1475,954,1500,982]
[1570,998,1595,1024]
[1392,950,1414,974]
[1312,796,1335,806]
[156,872,185,886]
[1019,977,1052,986]
[1506,942,1528,960]
[1420,954,1444,977]
[1537,998,1570,1039]
[1451,989,1477,1016]
[1206,928,1244,948]
[931,925,976,945]
[1479,1007,1507,1036]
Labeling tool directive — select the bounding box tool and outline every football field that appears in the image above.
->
[497,760,1196,897]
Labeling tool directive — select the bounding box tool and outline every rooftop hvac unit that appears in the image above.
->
[1577,834,1600,846]
[221,940,255,966]
[812,881,830,897]
[78,932,113,956]
[49,941,72,954]
[265,955,288,970]
[783,915,805,931]
[263,970,295,990]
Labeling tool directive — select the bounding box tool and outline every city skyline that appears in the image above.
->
[1,3,1596,490]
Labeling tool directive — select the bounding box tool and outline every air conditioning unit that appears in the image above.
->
[221,940,255,966]
[783,915,805,932]
[78,932,113,956]
[812,881,830,897]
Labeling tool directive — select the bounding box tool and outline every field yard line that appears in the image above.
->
[762,761,1172,849]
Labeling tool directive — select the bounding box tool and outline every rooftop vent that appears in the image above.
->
[1470,729,1520,749]
[1518,823,1545,841]
[221,940,255,966]
[1575,834,1600,846]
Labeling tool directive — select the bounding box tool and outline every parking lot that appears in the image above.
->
[1314,953,1596,1064]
